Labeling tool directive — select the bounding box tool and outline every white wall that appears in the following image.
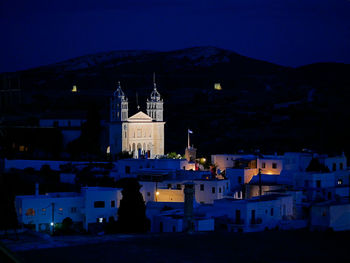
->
[211,154,256,172]
[140,179,230,205]
[5,159,109,171]
[16,195,84,231]
[82,187,122,230]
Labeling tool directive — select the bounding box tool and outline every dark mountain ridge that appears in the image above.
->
[1,47,349,156]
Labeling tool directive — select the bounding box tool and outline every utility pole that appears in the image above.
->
[258,168,262,197]
[51,202,55,234]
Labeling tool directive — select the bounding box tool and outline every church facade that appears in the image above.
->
[108,82,165,158]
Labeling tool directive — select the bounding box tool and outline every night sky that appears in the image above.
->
[1,0,350,72]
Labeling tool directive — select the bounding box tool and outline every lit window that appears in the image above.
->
[25,208,35,216]
[338,179,343,185]
[214,83,222,90]
[19,145,25,152]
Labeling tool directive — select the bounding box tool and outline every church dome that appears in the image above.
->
[149,83,161,102]
[113,81,127,101]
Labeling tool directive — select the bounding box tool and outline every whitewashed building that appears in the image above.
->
[15,186,122,232]
[140,178,230,204]
[311,201,350,231]
[198,194,294,232]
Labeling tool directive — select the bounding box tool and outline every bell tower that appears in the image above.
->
[146,77,163,122]
[110,81,128,122]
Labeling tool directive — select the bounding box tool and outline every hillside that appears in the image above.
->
[1,47,350,156]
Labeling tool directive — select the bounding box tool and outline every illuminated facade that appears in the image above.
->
[108,82,165,158]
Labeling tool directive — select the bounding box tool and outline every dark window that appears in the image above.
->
[177,184,182,190]
[304,180,309,187]
[219,187,222,193]
[94,201,105,208]
[200,184,204,191]
[238,176,242,184]
[235,209,241,224]
[167,184,172,189]
[212,187,216,194]
[111,200,115,207]
[71,207,77,213]
[53,121,59,127]
[272,163,277,169]
[262,163,266,168]
[173,226,176,232]
[147,192,150,197]
[270,208,274,216]
[333,163,336,171]
[316,180,321,188]
[125,166,130,174]
[340,163,344,170]
[251,210,256,224]
[328,192,332,200]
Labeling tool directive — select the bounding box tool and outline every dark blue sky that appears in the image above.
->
[1,0,350,72]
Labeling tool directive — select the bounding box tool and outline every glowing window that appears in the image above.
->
[25,208,35,216]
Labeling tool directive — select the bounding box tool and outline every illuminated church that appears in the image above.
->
[108,81,165,158]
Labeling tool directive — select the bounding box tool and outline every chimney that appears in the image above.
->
[183,182,195,232]
[35,183,39,196]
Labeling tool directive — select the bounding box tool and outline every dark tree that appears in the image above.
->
[67,105,102,159]
[61,217,73,234]
[0,175,18,231]
[116,178,150,233]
